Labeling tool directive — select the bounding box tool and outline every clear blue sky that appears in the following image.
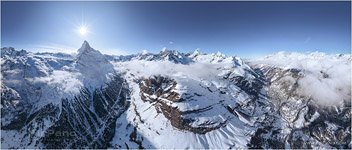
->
[1,1,351,58]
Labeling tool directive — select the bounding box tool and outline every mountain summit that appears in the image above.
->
[79,40,91,51]
[76,40,108,63]
[77,40,101,59]
[75,41,114,88]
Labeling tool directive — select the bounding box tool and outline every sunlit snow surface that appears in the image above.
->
[110,59,256,148]
[113,51,350,149]
[1,44,351,149]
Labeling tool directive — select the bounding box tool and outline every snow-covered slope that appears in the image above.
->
[1,42,125,148]
[109,57,273,148]
[1,43,350,149]
[248,51,351,148]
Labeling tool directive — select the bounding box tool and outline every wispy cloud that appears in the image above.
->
[303,37,312,44]
[101,48,131,56]
[141,49,148,54]
[31,43,77,54]
[30,43,131,56]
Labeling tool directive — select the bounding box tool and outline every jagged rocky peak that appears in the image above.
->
[159,48,180,57]
[1,47,27,57]
[158,48,193,64]
[78,40,91,52]
[187,49,204,58]
[75,40,115,88]
[193,49,201,54]
[75,40,111,66]
[77,40,102,59]
[1,47,16,54]
[215,51,225,57]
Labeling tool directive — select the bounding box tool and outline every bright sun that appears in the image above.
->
[78,26,88,36]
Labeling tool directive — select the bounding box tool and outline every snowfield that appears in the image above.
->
[110,59,257,148]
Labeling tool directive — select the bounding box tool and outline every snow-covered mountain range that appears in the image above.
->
[1,41,351,149]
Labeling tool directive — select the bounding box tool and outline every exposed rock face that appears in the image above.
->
[1,47,28,57]
[139,76,225,134]
[223,69,265,99]
[139,76,180,102]
[42,75,130,148]
[0,74,129,149]
[1,42,131,149]
[249,64,351,149]
[1,84,27,129]
[158,50,193,64]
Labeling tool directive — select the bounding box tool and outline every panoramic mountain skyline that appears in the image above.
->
[1,40,351,149]
[1,1,351,149]
[1,1,351,58]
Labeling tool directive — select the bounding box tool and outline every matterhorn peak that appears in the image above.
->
[74,40,114,89]
[75,40,107,63]
[82,40,90,48]
[77,40,95,56]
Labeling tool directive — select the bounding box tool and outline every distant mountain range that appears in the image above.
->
[1,41,351,149]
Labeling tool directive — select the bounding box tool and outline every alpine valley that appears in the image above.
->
[1,41,351,149]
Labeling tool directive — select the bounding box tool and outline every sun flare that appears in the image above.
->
[78,26,88,36]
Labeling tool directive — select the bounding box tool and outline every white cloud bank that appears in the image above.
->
[252,51,351,106]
